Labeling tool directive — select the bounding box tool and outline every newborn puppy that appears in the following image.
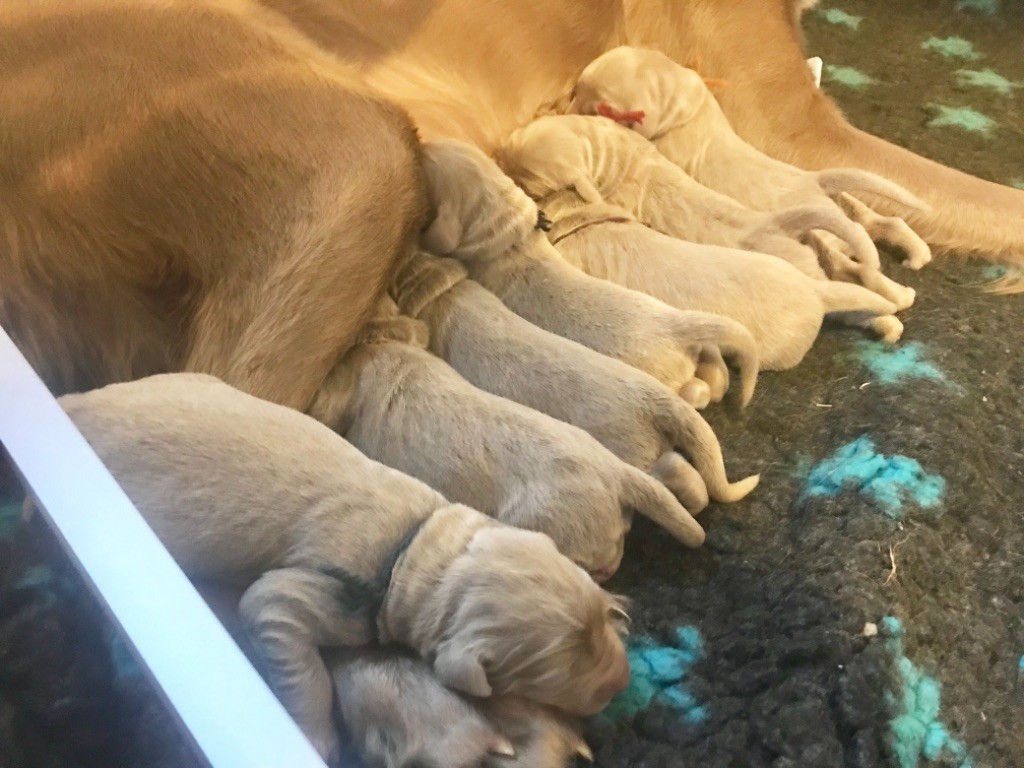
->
[390,249,759,507]
[570,46,931,278]
[496,113,883,290]
[45,374,629,760]
[540,190,903,369]
[328,647,592,768]
[310,299,707,581]
[420,139,759,407]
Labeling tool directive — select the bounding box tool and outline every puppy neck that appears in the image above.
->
[390,250,469,319]
[376,505,494,652]
[537,189,635,246]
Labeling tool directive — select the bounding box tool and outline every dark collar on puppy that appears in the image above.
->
[315,518,427,626]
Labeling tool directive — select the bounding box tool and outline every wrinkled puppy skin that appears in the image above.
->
[390,249,758,510]
[571,46,929,290]
[541,190,903,369]
[498,114,836,279]
[37,374,629,762]
[419,139,759,407]
[323,302,709,580]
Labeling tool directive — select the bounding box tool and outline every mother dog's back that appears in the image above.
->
[0,0,425,407]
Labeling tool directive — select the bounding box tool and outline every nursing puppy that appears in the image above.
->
[41,374,629,760]
[329,647,592,768]
[310,300,707,581]
[420,139,759,407]
[390,249,759,506]
[540,191,903,369]
[496,113,894,296]
[570,46,932,274]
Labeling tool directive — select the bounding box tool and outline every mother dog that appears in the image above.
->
[3,0,1022,416]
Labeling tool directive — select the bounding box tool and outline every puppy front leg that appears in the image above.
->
[240,567,377,760]
[837,193,933,270]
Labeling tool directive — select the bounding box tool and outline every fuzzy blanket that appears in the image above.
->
[2,2,1022,766]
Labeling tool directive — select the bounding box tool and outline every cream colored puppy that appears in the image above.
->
[497,113,894,293]
[390,249,759,507]
[329,647,593,768]
[420,139,759,407]
[541,191,903,369]
[310,301,707,581]
[45,374,629,761]
[570,46,932,276]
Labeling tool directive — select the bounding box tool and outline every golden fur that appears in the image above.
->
[0,0,425,407]
[268,0,1024,282]
[5,0,1020,413]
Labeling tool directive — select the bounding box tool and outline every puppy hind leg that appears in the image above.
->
[694,346,729,404]
[837,192,933,270]
[649,452,709,514]
[805,232,916,310]
[239,567,377,761]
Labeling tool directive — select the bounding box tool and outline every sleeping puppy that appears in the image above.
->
[41,374,629,761]
[496,113,880,286]
[540,190,903,369]
[329,647,593,768]
[419,139,759,408]
[390,249,759,507]
[309,299,707,582]
[197,583,594,768]
[570,46,932,278]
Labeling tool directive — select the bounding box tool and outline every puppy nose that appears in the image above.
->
[591,565,617,583]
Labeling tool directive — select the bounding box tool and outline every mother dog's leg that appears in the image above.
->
[624,0,1024,277]
[184,134,425,413]
[1,0,424,408]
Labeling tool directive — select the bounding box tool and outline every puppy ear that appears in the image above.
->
[433,641,492,697]
[421,202,463,255]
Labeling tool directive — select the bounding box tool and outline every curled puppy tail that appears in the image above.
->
[688,314,759,407]
[815,169,929,214]
[816,281,899,316]
[620,467,705,547]
[771,206,880,268]
[655,401,760,504]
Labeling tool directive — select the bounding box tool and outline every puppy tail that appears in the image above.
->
[817,281,898,317]
[620,468,705,547]
[689,314,759,407]
[655,402,760,504]
[815,169,929,214]
[771,205,880,268]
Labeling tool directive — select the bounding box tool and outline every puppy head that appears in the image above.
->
[570,46,709,139]
[420,140,540,260]
[431,526,630,716]
[331,651,515,768]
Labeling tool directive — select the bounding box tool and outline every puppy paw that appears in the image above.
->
[679,378,711,409]
[867,315,904,344]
